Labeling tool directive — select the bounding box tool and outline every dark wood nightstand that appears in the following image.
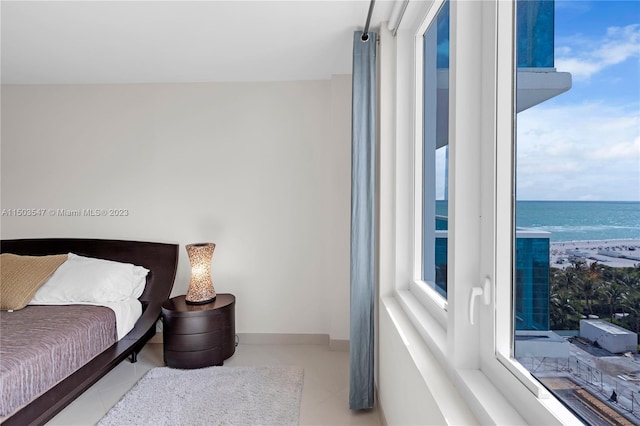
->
[161,293,235,369]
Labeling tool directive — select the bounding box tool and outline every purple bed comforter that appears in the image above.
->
[0,305,117,417]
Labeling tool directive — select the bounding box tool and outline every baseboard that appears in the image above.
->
[329,339,350,352]
[238,333,329,345]
[148,332,349,351]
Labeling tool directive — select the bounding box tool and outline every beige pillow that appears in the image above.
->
[0,253,68,310]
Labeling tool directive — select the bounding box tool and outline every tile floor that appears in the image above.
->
[47,341,383,426]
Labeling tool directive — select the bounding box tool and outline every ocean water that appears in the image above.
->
[435,200,640,242]
[516,201,640,242]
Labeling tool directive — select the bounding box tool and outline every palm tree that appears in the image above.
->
[603,281,627,322]
[616,269,639,291]
[549,287,579,330]
[579,274,602,315]
[622,291,640,334]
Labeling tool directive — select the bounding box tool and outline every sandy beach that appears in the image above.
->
[550,239,640,269]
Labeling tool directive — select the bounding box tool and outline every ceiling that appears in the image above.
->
[1,0,396,84]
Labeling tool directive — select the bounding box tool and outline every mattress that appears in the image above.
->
[54,297,143,340]
[0,305,118,417]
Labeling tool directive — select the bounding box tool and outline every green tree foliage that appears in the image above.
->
[550,262,640,333]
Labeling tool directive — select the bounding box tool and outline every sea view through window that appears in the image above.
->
[513,1,640,424]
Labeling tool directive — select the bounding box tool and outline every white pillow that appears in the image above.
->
[31,253,149,304]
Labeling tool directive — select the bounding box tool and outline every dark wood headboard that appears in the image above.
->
[1,238,178,312]
[0,238,179,425]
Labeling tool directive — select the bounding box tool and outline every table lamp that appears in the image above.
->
[185,243,217,305]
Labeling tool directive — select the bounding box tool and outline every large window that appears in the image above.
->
[391,0,586,423]
[513,1,640,422]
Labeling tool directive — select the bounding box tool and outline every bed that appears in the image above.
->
[0,238,179,426]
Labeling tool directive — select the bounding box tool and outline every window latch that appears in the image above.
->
[469,276,491,325]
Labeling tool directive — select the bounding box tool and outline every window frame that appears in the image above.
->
[409,0,449,331]
[390,0,583,423]
[414,0,451,309]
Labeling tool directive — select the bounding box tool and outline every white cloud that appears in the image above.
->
[555,24,640,80]
[588,136,640,160]
[516,102,640,201]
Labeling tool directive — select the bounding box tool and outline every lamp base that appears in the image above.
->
[185,296,217,305]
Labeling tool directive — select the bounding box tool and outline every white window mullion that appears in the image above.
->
[446,0,484,371]
[493,0,516,361]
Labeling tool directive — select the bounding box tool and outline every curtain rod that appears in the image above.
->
[361,0,375,41]
[388,0,409,36]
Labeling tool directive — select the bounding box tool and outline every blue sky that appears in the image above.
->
[516,0,640,201]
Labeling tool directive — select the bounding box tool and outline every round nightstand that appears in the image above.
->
[161,293,236,369]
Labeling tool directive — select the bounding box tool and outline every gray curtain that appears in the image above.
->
[349,30,377,411]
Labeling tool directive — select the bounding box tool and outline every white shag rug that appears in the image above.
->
[98,366,304,426]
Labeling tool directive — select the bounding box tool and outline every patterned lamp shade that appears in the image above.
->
[185,243,217,305]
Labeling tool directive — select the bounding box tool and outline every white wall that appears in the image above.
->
[1,78,351,340]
